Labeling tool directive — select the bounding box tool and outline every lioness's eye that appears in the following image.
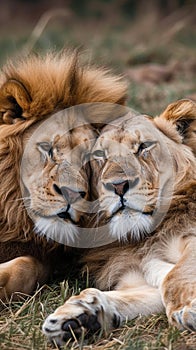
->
[93,150,105,158]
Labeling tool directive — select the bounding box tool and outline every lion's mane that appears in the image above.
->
[0,51,127,254]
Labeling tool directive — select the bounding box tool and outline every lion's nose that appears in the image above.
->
[104,178,139,196]
[53,184,86,204]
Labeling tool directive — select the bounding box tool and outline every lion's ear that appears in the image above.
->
[0,79,32,124]
[158,99,196,151]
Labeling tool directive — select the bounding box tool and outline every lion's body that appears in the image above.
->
[0,51,127,299]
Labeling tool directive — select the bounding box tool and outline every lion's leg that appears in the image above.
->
[43,272,163,346]
[160,236,196,331]
[0,256,48,301]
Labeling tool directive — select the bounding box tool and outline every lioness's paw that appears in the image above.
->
[169,299,196,332]
[42,288,113,346]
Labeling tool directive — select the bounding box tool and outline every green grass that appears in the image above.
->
[0,9,195,350]
[0,282,196,350]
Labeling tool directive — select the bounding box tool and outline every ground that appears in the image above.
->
[1,281,196,349]
[0,4,195,349]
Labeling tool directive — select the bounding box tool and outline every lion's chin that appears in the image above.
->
[109,210,153,242]
[34,217,79,246]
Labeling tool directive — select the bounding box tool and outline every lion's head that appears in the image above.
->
[21,108,97,245]
[0,51,127,245]
[91,99,196,242]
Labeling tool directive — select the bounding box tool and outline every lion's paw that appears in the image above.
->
[43,311,101,345]
[42,288,113,346]
[170,299,196,332]
[0,256,46,301]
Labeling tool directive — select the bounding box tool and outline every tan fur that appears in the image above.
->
[0,256,47,301]
[0,51,127,299]
[43,99,196,346]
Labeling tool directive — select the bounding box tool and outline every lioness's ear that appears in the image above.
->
[0,79,32,124]
[157,99,196,153]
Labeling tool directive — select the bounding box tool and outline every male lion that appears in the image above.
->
[0,51,127,300]
[43,99,196,346]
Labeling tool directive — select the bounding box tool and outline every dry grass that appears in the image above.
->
[0,281,196,350]
[0,6,195,350]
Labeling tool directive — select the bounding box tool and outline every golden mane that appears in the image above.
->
[0,51,127,245]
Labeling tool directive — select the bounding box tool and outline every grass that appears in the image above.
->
[1,282,196,350]
[0,6,196,350]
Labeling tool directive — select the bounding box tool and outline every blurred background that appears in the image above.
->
[0,0,195,114]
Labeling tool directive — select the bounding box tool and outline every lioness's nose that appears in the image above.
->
[53,184,86,204]
[113,180,129,196]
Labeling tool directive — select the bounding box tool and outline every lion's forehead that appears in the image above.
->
[53,126,94,148]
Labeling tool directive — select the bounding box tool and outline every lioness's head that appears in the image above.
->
[91,100,196,242]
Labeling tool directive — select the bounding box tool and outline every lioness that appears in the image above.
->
[43,99,196,346]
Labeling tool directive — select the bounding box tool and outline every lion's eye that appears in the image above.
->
[93,150,105,158]
[137,141,156,157]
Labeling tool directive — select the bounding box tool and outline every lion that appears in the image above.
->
[43,99,196,346]
[0,50,127,300]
